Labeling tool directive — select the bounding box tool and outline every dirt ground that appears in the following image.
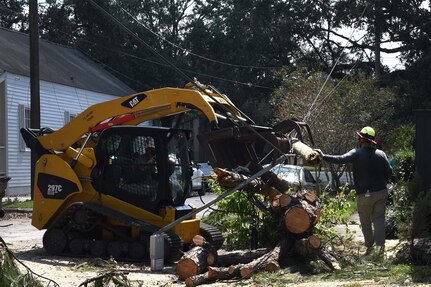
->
[0,211,423,287]
[0,212,185,287]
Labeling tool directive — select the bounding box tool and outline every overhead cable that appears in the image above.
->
[303,3,369,122]
[114,0,280,70]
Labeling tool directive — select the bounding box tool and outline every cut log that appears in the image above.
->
[284,205,312,234]
[291,139,321,165]
[273,193,292,207]
[303,191,318,204]
[207,266,235,280]
[184,267,236,287]
[184,271,213,287]
[318,248,341,271]
[191,235,206,247]
[216,248,270,267]
[227,264,243,277]
[176,246,212,280]
[213,168,280,197]
[293,235,321,257]
[190,235,218,265]
[260,170,290,192]
[239,245,281,278]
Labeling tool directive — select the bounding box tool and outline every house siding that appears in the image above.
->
[6,72,121,196]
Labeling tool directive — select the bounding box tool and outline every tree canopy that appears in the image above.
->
[1,0,429,153]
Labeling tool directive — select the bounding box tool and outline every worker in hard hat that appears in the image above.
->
[316,126,393,257]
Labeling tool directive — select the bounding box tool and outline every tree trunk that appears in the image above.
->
[216,248,270,267]
[374,1,382,80]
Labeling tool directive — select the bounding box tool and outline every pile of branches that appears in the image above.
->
[0,236,57,287]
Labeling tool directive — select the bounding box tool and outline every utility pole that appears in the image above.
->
[29,0,40,199]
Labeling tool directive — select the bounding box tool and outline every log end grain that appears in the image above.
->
[176,258,198,281]
[308,235,321,249]
[279,194,292,207]
[304,191,318,203]
[265,261,280,272]
[192,235,206,246]
[284,206,311,234]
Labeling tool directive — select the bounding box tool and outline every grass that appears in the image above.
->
[249,237,431,287]
[252,257,431,286]
[2,198,33,208]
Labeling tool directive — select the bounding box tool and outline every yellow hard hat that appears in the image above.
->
[356,126,377,144]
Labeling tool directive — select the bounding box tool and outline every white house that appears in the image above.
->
[0,28,135,196]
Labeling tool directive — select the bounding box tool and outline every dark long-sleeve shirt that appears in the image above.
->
[323,147,392,194]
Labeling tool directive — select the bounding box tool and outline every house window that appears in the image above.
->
[18,104,30,152]
[64,111,77,124]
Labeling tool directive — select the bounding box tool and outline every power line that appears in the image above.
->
[303,4,369,122]
[307,57,362,121]
[0,5,275,90]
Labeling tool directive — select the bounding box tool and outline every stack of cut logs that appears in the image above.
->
[176,142,340,286]
[176,235,280,286]
[176,180,340,286]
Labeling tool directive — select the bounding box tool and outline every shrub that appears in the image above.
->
[314,188,356,240]
[386,172,427,241]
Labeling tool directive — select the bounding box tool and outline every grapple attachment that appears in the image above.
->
[197,119,315,174]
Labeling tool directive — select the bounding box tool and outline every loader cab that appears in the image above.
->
[92,126,192,213]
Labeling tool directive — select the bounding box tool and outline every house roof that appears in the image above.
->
[0,28,135,96]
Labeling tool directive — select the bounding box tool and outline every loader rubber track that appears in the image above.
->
[43,202,182,263]
[200,222,224,250]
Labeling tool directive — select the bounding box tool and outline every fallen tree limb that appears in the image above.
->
[216,248,270,267]
[239,245,281,278]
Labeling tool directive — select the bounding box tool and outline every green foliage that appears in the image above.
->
[387,124,415,152]
[0,242,43,287]
[314,188,356,240]
[385,123,416,183]
[204,180,356,249]
[386,174,428,241]
[386,181,414,240]
[203,180,278,249]
[393,149,415,182]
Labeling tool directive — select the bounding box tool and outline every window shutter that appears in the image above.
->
[64,111,70,124]
[18,104,25,151]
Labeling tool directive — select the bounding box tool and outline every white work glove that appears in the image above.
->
[314,149,324,157]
